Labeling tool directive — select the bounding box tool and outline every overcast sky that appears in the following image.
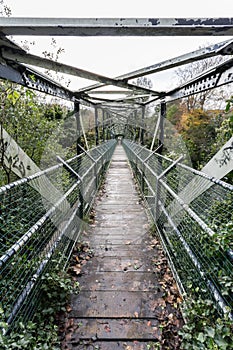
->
[4,0,233,18]
[3,0,233,91]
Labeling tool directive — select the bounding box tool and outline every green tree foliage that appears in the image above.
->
[0,261,79,350]
[0,80,68,185]
[215,98,233,149]
[210,97,233,183]
[166,98,233,173]
[43,103,64,121]
[173,109,218,168]
[169,48,232,172]
[180,297,233,350]
[166,101,184,127]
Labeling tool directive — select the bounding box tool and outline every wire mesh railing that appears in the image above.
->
[123,139,233,319]
[0,139,116,331]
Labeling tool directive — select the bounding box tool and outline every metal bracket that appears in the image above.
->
[57,156,82,181]
[158,155,183,180]
[136,145,148,155]
[76,144,97,163]
[144,145,163,163]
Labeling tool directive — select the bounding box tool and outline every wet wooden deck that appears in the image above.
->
[62,145,183,350]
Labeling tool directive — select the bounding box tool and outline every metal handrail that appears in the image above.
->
[122,139,233,319]
[0,139,117,331]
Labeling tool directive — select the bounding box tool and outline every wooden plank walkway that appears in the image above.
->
[61,145,183,350]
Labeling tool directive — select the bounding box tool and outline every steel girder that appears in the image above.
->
[0,60,76,101]
[0,17,233,37]
[1,48,161,97]
[145,57,233,105]
[78,39,233,94]
[1,44,233,109]
[167,58,233,102]
[0,19,233,114]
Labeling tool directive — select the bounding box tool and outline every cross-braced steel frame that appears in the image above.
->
[0,17,233,146]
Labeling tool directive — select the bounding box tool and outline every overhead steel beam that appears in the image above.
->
[85,92,147,105]
[84,95,118,103]
[116,39,233,81]
[166,57,233,102]
[144,56,233,105]
[0,38,94,105]
[78,82,106,93]
[1,47,161,96]
[0,63,24,85]
[0,17,233,36]
[78,39,233,94]
[0,60,76,101]
[85,93,147,104]
[110,93,151,103]
[100,99,143,106]
[0,36,26,53]
[102,104,138,108]
[88,90,133,94]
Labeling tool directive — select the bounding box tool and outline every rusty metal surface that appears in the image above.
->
[1,20,233,111]
[1,17,233,36]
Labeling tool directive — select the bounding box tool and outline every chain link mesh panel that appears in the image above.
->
[123,139,233,319]
[0,140,116,331]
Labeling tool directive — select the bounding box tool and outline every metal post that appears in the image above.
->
[131,115,135,141]
[109,116,113,139]
[94,106,99,146]
[134,110,138,142]
[102,109,105,142]
[57,155,84,219]
[74,101,83,155]
[140,105,145,145]
[124,114,128,139]
[158,101,166,154]
[108,113,111,140]
[75,143,98,189]
[155,101,166,219]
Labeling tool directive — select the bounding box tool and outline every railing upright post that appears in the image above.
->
[140,106,146,192]
[110,114,113,140]
[133,110,138,142]
[156,101,166,219]
[74,101,83,155]
[102,109,105,142]
[158,101,166,154]
[57,155,84,219]
[140,105,145,145]
[94,106,99,146]
[142,159,145,194]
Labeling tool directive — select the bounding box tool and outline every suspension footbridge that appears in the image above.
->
[0,16,233,349]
